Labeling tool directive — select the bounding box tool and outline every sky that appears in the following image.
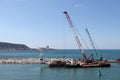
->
[0,0,120,49]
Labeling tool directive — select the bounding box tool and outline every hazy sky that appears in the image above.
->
[0,0,120,49]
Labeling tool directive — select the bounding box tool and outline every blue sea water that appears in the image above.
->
[0,49,119,80]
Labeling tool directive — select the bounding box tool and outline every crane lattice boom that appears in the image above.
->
[63,11,87,60]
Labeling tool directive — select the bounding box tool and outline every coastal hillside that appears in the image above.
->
[0,42,31,50]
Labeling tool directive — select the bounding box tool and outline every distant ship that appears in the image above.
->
[37,45,55,50]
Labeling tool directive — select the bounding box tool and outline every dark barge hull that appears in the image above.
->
[49,63,110,68]
[49,63,66,67]
[65,64,81,68]
[81,63,110,68]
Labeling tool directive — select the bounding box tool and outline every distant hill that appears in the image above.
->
[0,42,31,50]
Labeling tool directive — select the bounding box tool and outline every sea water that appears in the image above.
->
[0,49,119,80]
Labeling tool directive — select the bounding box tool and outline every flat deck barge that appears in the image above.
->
[48,58,111,68]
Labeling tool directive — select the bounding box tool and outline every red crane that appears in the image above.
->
[63,11,88,61]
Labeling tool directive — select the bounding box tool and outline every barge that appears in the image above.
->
[48,59,110,68]
[48,12,111,68]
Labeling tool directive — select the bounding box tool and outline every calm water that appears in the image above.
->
[0,49,119,80]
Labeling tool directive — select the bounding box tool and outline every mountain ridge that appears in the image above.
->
[0,42,31,50]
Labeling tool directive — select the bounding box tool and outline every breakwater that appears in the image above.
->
[0,58,119,64]
[0,58,73,64]
[0,58,43,64]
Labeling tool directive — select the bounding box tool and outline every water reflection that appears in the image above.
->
[39,65,102,80]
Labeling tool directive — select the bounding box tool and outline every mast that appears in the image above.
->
[63,11,87,60]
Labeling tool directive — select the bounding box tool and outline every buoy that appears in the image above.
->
[97,70,102,76]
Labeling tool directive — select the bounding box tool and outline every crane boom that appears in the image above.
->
[86,28,98,57]
[63,11,87,60]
